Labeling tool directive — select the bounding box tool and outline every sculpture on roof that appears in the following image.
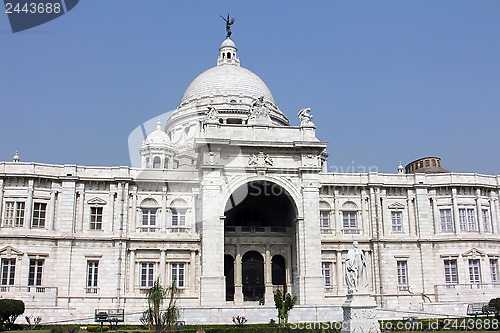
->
[204,104,220,124]
[221,14,236,38]
[298,107,314,127]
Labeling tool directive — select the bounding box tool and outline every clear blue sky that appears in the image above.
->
[1,1,499,175]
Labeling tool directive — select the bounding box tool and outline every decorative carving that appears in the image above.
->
[248,152,273,167]
[298,107,315,127]
[302,154,318,167]
[247,96,272,125]
[204,105,219,124]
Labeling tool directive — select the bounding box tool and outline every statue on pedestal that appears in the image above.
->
[344,241,369,293]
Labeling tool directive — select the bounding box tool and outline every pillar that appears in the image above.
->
[431,197,440,234]
[190,250,196,295]
[234,243,243,303]
[25,179,34,229]
[47,190,56,231]
[160,250,166,284]
[129,250,136,293]
[476,189,483,233]
[452,188,460,234]
[336,250,343,294]
[265,246,273,304]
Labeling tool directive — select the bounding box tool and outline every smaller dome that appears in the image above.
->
[220,38,236,49]
[145,120,171,144]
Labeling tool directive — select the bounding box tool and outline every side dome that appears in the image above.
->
[180,65,275,106]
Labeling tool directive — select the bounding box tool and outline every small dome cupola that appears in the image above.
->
[217,37,240,66]
[140,120,177,169]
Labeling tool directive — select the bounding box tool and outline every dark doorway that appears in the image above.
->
[242,251,264,301]
[272,254,286,292]
[224,254,235,301]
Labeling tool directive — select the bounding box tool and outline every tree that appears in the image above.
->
[0,299,25,329]
[273,289,297,326]
[141,278,180,333]
[489,298,500,318]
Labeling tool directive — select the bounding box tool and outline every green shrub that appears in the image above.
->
[0,298,25,328]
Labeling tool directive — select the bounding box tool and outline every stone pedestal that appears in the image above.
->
[341,292,380,333]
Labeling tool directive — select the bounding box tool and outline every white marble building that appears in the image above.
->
[1,34,499,325]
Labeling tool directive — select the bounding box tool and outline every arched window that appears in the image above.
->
[227,52,231,59]
[170,199,188,227]
[145,157,151,168]
[153,156,161,169]
[342,201,359,234]
[140,198,159,232]
[319,201,331,229]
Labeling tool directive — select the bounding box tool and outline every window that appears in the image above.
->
[171,263,185,288]
[90,207,103,230]
[397,261,408,286]
[141,209,157,232]
[490,259,498,284]
[342,211,358,233]
[86,261,99,293]
[320,211,330,229]
[171,209,186,226]
[468,259,481,284]
[482,209,491,232]
[439,209,453,232]
[28,259,44,286]
[140,262,155,288]
[32,202,47,228]
[459,208,476,232]
[321,262,332,287]
[391,211,403,232]
[1,258,15,286]
[4,201,25,227]
[444,259,458,284]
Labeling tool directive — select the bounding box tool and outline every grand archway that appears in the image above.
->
[224,180,298,303]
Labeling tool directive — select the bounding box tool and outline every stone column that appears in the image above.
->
[431,197,440,234]
[490,193,498,234]
[265,246,273,304]
[161,188,168,233]
[334,193,341,235]
[129,250,136,294]
[108,191,115,233]
[299,176,325,305]
[452,188,460,234]
[47,190,56,231]
[336,250,343,294]
[234,243,243,303]
[476,189,483,233]
[25,179,34,229]
[199,170,225,306]
[190,250,196,295]
[160,250,166,284]
[361,192,369,237]
[0,179,4,228]
[78,190,85,232]
[406,191,415,236]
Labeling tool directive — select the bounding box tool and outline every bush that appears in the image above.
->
[0,299,25,328]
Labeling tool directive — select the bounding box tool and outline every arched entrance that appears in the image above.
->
[224,180,298,303]
[242,251,264,301]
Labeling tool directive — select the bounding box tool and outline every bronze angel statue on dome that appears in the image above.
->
[221,14,236,38]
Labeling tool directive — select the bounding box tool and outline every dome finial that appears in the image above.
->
[156,119,162,131]
[220,14,236,38]
[12,151,20,162]
[398,161,404,174]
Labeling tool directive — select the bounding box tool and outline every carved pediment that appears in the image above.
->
[0,246,24,257]
[87,197,107,205]
[462,248,487,258]
[388,202,405,210]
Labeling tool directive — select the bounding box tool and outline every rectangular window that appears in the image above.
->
[171,263,185,288]
[28,259,44,286]
[482,209,491,232]
[490,259,499,284]
[90,207,103,230]
[342,211,357,233]
[1,258,16,286]
[321,262,332,287]
[4,202,25,227]
[32,202,47,228]
[439,209,453,232]
[320,211,330,229]
[171,209,186,226]
[397,261,408,286]
[469,259,481,284]
[391,211,403,232]
[459,208,477,232]
[87,261,99,291]
[444,259,458,284]
[142,209,157,226]
[140,262,155,288]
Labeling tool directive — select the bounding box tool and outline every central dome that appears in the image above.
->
[180,65,275,105]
